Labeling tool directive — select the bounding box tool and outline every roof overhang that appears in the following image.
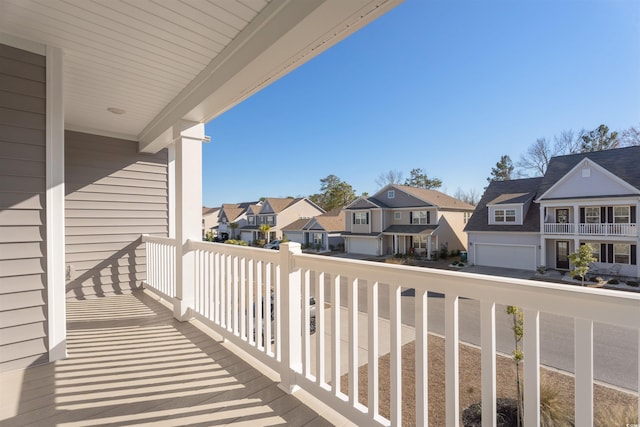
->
[0,0,402,153]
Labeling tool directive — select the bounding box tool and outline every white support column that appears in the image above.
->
[523,309,540,426]
[480,301,496,427]
[46,45,66,362]
[575,318,594,427]
[445,294,460,427]
[573,204,580,235]
[167,144,176,239]
[279,242,302,394]
[173,121,205,321]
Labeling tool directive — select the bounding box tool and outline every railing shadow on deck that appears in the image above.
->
[2,291,337,427]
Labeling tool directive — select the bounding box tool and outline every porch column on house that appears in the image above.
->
[540,237,546,268]
[173,121,205,321]
[427,235,432,260]
[573,204,580,235]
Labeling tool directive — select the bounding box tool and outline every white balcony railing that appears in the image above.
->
[144,235,176,299]
[543,223,575,234]
[143,237,640,427]
[544,222,638,236]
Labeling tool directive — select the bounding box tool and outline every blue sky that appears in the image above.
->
[203,0,640,208]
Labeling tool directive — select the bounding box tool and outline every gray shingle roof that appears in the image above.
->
[464,178,542,233]
[383,224,438,234]
[537,146,640,198]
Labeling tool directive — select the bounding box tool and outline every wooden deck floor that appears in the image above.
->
[0,291,346,426]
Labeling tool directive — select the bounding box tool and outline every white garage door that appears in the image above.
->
[347,237,378,256]
[475,244,536,271]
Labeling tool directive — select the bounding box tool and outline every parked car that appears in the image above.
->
[252,294,316,342]
[263,240,282,250]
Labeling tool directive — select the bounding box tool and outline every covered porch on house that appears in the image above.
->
[0,291,345,426]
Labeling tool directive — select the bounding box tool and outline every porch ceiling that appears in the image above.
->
[0,0,401,152]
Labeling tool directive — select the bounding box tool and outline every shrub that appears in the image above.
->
[626,280,639,287]
[595,403,638,427]
[607,278,619,285]
[588,276,599,283]
[225,239,248,246]
[462,398,518,427]
[540,383,572,426]
[439,245,449,259]
[536,265,547,274]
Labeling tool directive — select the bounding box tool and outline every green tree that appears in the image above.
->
[309,174,357,211]
[403,168,442,189]
[580,124,620,152]
[568,244,596,286]
[487,155,514,183]
[259,223,271,244]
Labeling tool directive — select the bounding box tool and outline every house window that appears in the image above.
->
[585,207,600,223]
[248,216,255,224]
[585,243,600,262]
[313,233,323,245]
[412,211,428,225]
[388,190,395,199]
[354,212,369,225]
[394,211,401,220]
[614,206,630,223]
[267,215,274,225]
[494,209,516,223]
[413,235,427,249]
[556,209,569,224]
[464,212,471,224]
[614,244,630,264]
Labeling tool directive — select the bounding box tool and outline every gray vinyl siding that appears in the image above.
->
[65,131,168,299]
[0,44,48,372]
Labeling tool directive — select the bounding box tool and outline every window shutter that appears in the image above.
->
[607,244,614,263]
[427,211,431,224]
[607,207,613,223]
[600,207,606,223]
[631,245,637,265]
[600,244,607,262]
[409,212,413,223]
[352,213,356,224]
[631,206,637,224]
[580,208,585,223]
[366,212,369,224]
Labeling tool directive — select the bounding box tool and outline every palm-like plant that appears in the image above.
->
[229,222,239,239]
[259,223,271,243]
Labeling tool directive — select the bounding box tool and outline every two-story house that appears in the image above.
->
[217,201,260,240]
[342,184,475,257]
[239,198,325,244]
[465,146,640,276]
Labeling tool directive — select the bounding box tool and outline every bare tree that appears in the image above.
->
[621,124,640,147]
[452,187,480,205]
[517,137,553,177]
[375,169,404,188]
[554,129,583,154]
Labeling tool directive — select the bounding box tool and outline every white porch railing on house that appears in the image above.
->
[144,236,176,299]
[143,236,640,427]
[544,222,638,236]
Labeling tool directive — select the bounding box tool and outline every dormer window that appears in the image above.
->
[388,190,395,199]
[494,209,516,223]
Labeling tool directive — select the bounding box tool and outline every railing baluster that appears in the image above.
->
[368,280,379,421]
[389,284,401,426]
[445,293,460,427]
[415,289,428,427]
[331,274,341,396]
[240,256,246,340]
[303,268,311,378]
[348,277,358,406]
[480,300,496,427]
[575,318,594,426]
[265,262,272,355]
[248,259,254,344]
[317,271,325,387]
[256,259,263,350]
[523,308,540,427]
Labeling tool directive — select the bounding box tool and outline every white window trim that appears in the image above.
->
[613,206,630,224]
[412,210,428,225]
[394,211,401,220]
[354,211,368,225]
[613,243,631,264]
[388,190,395,199]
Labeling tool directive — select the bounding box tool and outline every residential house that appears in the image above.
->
[202,206,220,239]
[282,207,345,251]
[240,197,325,244]
[217,201,260,240]
[465,146,640,276]
[342,184,475,257]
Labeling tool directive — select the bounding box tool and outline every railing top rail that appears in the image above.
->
[293,252,640,329]
[188,239,280,263]
[141,234,177,245]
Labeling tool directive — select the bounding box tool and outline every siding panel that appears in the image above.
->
[65,131,168,299]
[0,44,48,372]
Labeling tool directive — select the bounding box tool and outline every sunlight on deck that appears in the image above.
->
[0,292,339,426]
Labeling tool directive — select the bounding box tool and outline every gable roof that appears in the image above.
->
[281,218,311,232]
[394,185,476,210]
[464,178,543,233]
[202,207,220,216]
[310,208,345,232]
[345,197,386,209]
[219,201,259,222]
[537,146,640,198]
